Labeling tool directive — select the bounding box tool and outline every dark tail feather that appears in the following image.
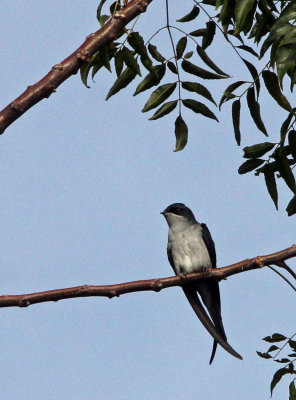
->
[209,340,217,365]
[206,297,227,364]
[208,296,227,365]
[182,287,243,362]
[196,280,238,364]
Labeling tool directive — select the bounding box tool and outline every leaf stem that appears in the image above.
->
[194,1,244,62]
[267,265,296,292]
[165,0,182,114]
[272,333,296,360]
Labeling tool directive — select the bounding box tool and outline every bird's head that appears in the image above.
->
[161,203,196,228]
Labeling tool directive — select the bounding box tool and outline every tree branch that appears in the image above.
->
[0,244,295,309]
[0,0,153,135]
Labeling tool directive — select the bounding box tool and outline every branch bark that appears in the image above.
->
[0,0,153,135]
[0,244,295,309]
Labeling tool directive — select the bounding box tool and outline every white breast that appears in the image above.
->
[168,223,212,276]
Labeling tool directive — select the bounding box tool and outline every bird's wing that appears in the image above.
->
[200,223,216,268]
[201,223,242,363]
[200,222,221,362]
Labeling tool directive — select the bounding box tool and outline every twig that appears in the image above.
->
[275,260,296,281]
[0,244,295,309]
[267,266,296,292]
[0,0,153,135]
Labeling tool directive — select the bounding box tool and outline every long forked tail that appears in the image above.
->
[182,287,243,363]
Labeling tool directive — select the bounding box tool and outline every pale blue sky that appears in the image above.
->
[0,1,295,399]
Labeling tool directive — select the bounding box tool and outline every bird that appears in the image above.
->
[161,203,242,364]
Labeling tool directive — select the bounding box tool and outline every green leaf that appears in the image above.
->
[184,51,194,59]
[98,14,109,27]
[288,362,295,372]
[97,0,108,23]
[242,59,260,97]
[267,345,280,353]
[271,368,294,396]
[142,83,177,112]
[235,0,256,34]
[190,28,207,37]
[114,49,124,77]
[149,100,178,120]
[219,80,247,109]
[218,0,234,23]
[264,163,278,209]
[288,130,296,160]
[140,55,153,73]
[246,87,268,136]
[280,2,296,24]
[106,67,137,100]
[274,153,296,192]
[80,50,105,86]
[290,67,296,92]
[243,142,275,158]
[80,62,92,88]
[286,194,296,216]
[182,59,229,79]
[276,43,296,86]
[260,37,273,59]
[289,381,296,400]
[289,340,296,351]
[280,112,294,146]
[100,46,112,72]
[121,47,141,76]
[88,50,107,81]
[167,62,177,74]
[263,333,287,342]
[275,358,291,364]
[134,64,166,96]
[256,351,272,359]
[148,44,166,62]
[196,45,229,76]
[177,6,200,22]
[91,62,104,80]
[174,115,188,151]
[127,32,149,59]
[238,159,264,174]
[109,1,119,14]
[176,37,187,60]
[236,45,259,58]
[262,70,292,111]
[182,99,218,121]
[202,21,216,50]
[182,81,217,105]
[232,99,241,145]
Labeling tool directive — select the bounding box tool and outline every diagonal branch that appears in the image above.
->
[0,0,153,135]
[0,244,295,309]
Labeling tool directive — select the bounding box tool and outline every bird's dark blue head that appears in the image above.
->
[161,203,196,223]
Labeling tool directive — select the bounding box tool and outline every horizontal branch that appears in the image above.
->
[0,244,295,309]
[0,0,153,134]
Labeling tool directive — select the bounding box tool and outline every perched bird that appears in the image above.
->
[161,203,242,364]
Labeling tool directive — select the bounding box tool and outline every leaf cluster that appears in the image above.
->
[81,1,229,153]
[236,126,296,215]
[79,0,296,215]
[215,0,296,215]
[258,333,296,398]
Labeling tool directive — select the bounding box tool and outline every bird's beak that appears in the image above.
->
[160,210,165,215]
